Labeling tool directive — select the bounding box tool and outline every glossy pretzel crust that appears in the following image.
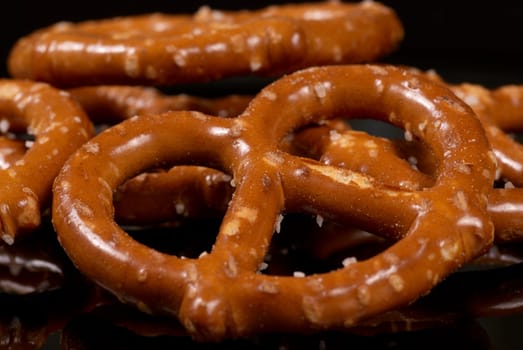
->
[8,2,403,87]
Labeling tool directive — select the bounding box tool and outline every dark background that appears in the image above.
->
[1,1,522,349]
[1,0,523,87]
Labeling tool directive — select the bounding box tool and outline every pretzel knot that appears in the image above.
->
[0,80,94,244]
[52,65,495,341]
[8,2,403,87]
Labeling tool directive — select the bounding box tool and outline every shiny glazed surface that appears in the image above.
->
[7,2,403,87]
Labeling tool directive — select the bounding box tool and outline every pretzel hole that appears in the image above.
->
[289,118,436,191]
[260,213,392,277]
[125,218,222,260]
[349,118,403,139]
[113,165,235,259]
[349,119,436,177]
[113,163,395,276]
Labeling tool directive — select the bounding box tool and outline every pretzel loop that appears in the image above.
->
[52,65,495,341]
[0,80,93,243]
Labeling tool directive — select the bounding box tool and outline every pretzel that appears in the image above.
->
[0,80,94,244]
[52,65,495,341]
[8,2,403,87]
[68,86,252,123]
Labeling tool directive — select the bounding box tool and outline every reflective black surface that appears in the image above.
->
[0,217,519,349]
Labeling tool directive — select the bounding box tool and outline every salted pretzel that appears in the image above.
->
[0,80,94,244]
[52,65,495,341]
[8,1,403,87]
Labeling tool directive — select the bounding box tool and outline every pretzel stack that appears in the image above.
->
[0,0,522,345]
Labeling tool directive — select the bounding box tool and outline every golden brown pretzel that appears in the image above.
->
[8,2,403,87]
[52,65,495,341]
[0,80,94,244]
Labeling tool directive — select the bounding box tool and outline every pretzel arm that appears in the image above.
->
[0,80,93,243]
